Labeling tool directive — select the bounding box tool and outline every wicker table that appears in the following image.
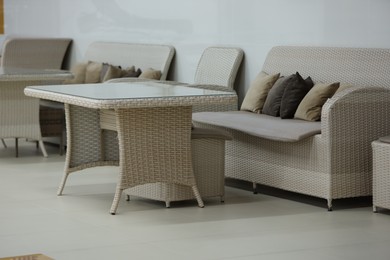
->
[0,67,72,157]
[24,81,236,214]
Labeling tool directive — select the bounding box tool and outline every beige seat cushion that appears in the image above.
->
[193,111,321,142]
[240,72,280,113]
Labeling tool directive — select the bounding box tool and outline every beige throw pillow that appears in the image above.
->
[85,61,103,83]
[139,68,162,80]
[294,82,340,121]
[63,62,88,84]
[102,65,123,82]
[240,72,280,113]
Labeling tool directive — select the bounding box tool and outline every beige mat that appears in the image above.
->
[0,254,53,260]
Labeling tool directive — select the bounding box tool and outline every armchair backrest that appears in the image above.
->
[194,46,244,90]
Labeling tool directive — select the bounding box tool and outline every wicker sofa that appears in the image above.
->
[193,46,390,210]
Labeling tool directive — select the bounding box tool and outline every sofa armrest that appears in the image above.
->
[321,86,390,174]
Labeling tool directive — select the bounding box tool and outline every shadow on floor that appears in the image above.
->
[225,178,373,211]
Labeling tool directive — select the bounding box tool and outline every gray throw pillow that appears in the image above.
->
[262,75,292,117]
[280,72,314,119]
[121,67,142,78]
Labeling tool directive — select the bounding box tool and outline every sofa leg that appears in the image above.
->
[15,138,18,157]
[1,139,6,148]
[252,182,258,194]
[327,199,333,211]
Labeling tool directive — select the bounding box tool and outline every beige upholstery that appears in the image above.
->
[193,46,390,210]
[0,37,72,69]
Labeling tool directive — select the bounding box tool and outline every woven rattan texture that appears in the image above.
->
[109,106,203,213]
[194,47,244,90]
[194,46,390,209]
[262,46,390,87]
[372,140,390,211]
[125,137,226,205]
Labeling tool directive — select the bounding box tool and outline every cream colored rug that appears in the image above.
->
[0,254,53,260]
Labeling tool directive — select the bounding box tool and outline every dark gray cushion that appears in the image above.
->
[280,72,314,119]
[262,75,291,116]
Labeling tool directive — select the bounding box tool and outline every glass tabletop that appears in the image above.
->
[27,81,234,100]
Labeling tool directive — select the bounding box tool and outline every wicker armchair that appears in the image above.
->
[0,37,72,155]
[0,74,71,157]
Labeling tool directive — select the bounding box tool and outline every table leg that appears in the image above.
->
[110,106,204,214]
[58,104,119,195]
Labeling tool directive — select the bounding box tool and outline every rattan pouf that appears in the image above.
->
[372,136,390,212]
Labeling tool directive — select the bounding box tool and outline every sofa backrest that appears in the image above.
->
[262,46,390,87]
[84,42,175,80]
[1,37,72,69]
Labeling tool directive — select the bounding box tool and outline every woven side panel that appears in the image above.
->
[125,138,225,202]
[66,105,103,168]
[372,141,390,210]
[116,106,196,190]
[39,106,64,137]
[194,47,244,89]
[102,129,119,162]
[262,46,390,87]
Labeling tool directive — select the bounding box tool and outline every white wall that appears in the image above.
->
[3,0,390,103]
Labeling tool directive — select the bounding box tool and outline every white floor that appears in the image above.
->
[1,140,390,260]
